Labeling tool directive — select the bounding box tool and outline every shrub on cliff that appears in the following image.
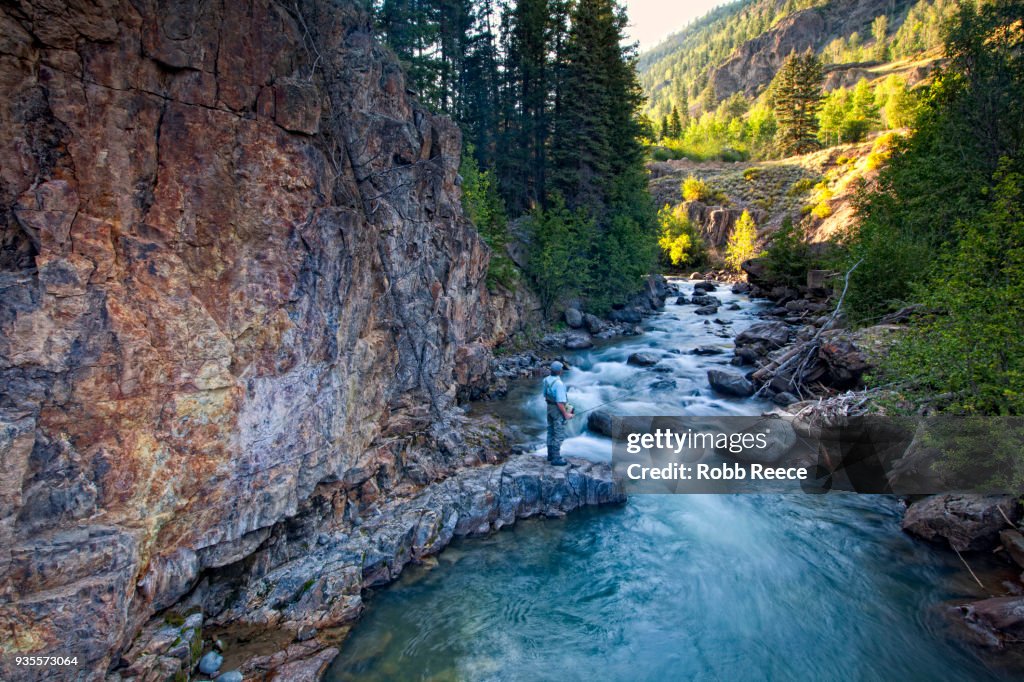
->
[681,174,727,204]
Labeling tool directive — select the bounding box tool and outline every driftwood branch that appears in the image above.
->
[752,259,863,399]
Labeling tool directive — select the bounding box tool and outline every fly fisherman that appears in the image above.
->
[542,361,574,466]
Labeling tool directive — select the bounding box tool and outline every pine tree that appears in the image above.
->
[668,106,683,138]
[549,0,644,210]
[771,49,824,156]
[871,15,889,61]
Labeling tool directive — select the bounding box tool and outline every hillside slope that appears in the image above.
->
[640,0,954,119]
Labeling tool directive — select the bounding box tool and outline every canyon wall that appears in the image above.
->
[708,0,915,102]
[0,0,502,677]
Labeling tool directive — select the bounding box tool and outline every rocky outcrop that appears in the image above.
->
[902,495,1021,552]
[685,201,768,249]
[115,453,625,680]
[0,1,545,679]
[708,0,915,102]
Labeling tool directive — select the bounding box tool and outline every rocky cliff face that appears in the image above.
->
[708,0,914,102]
[0,1,512,678]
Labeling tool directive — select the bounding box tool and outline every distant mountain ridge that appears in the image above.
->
[639,0,954,119]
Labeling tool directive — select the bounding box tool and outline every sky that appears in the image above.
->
[624,0,727,52]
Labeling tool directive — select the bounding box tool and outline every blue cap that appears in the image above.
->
[550,361,564,372]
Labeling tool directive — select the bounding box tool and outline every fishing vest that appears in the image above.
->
[543,376,562,404]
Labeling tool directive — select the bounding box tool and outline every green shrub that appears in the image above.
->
[650,147,680,162]
[787,177,815,196]
[764,217,813,286]
[883,167,1024,415]
[743,167,765,182]
[461,148,518,290]
[524,195,593,317]
[811,201,833,219]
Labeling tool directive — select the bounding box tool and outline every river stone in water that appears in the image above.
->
[564,332,594,350]
[565,308,584,328]
[692,346,724,356]
[587,410,615,438]
[902,494,1020,552]
[609,308,643,324]
[772,391,798,406]
[691,294,721,306]
[735,321,791,350]
[694,305,718,315]
[1000,530,1024,569]
[707,369,755,397]
[584,313,608,334]
[198,651,223,675]
[694,281,717,292]
[627,352,659,367]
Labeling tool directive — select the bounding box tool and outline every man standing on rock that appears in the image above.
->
[543,361,574,466]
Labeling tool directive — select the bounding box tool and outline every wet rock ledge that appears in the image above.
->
[112,456,624,681]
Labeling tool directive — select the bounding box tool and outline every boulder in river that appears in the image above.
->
[583,313,608,335]
[1000,529,1024,569]
[694,305,719,315]
[609,308,643,324]
[564,332,594,350]
[675,296,689,305]
[707,369,755,397]
[587,410,614,437]
[732,347,761,366]
[902,494,1021,552]
[627,352,660,367]
[694,281,717,293]
[734,321,791,350]
[564,308,584,329]
[651,379,677,391]
[950,596,1024,647]
[692,346,724,356]
[771,391,798,407]
[691,294,721,307]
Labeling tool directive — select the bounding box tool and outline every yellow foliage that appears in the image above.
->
[725,210,759,271]
[682,175,711,202]
[658,204,698,266]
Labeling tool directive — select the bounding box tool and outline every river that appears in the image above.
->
[326,278,1008,681]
